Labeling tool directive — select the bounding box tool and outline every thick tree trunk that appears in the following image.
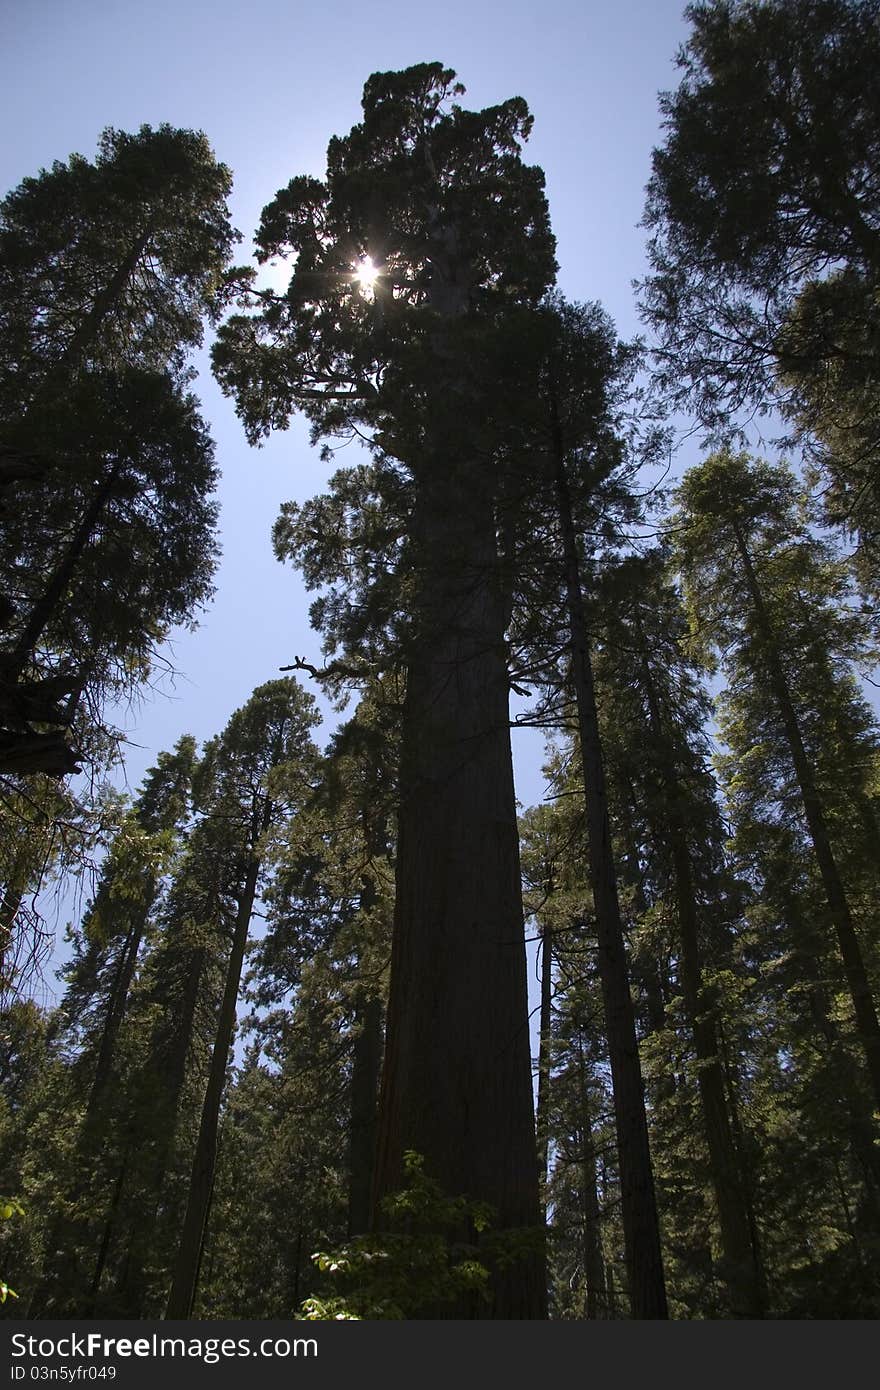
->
[550,406,667,1319]
[373,460,544,1317]
[372,228,544,1317]
[731,522,880,1110]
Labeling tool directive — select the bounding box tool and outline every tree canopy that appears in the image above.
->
[640,1,880,574]
[0,125,233,781]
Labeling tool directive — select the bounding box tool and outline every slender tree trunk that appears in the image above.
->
[731,521,880,1110]
[577,1043,606,1320]
[291,1222,304,1311]
[5,462,122,681]
[855,792,880,876]
[616,794,677,1102]
[0,231,153,492]
[85,896,152,1119]
[794,593,880,880]
[29,1138,134,1319]
[54,231,151,379]
[347,991,383,1238]
[636,643,766,1317]
[0,884,23,992]
[150,947,208,1200]
[85,1151,130,1314]
[114,943,207,1315]
[783,886,880,1205]
[536,923,554,1215]
[347,827,385,1238]
[834,1157,867,1273]
[549,402,667,1318]
[606,1257,618,1318]
[28,906,150,1317]
[165,810,267,1319]
[670,827,767,1315]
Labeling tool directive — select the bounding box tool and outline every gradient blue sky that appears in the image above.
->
[3,1,703,970]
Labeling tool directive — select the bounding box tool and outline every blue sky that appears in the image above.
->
[2,0,699,978]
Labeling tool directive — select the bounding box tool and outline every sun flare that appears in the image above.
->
[353,255,379,293]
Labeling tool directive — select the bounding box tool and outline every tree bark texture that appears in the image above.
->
[373,460,544,1318]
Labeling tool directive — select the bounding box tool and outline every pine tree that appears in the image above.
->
[0,124,236,437]
[0,123,234,777]
[25,738,197,1316]
[669,451,880,1117]
[520,782,625,1319]
[99,822,233,1315]
[194,694,395,1316]
[166,679,320,1318]
[640,0,880,578]
[594,551,766,1316]
[485,298,668,1316]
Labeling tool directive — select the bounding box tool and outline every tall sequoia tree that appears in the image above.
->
[213,63,556,1317]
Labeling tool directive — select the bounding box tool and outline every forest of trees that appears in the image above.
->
[1,1,878,1320]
